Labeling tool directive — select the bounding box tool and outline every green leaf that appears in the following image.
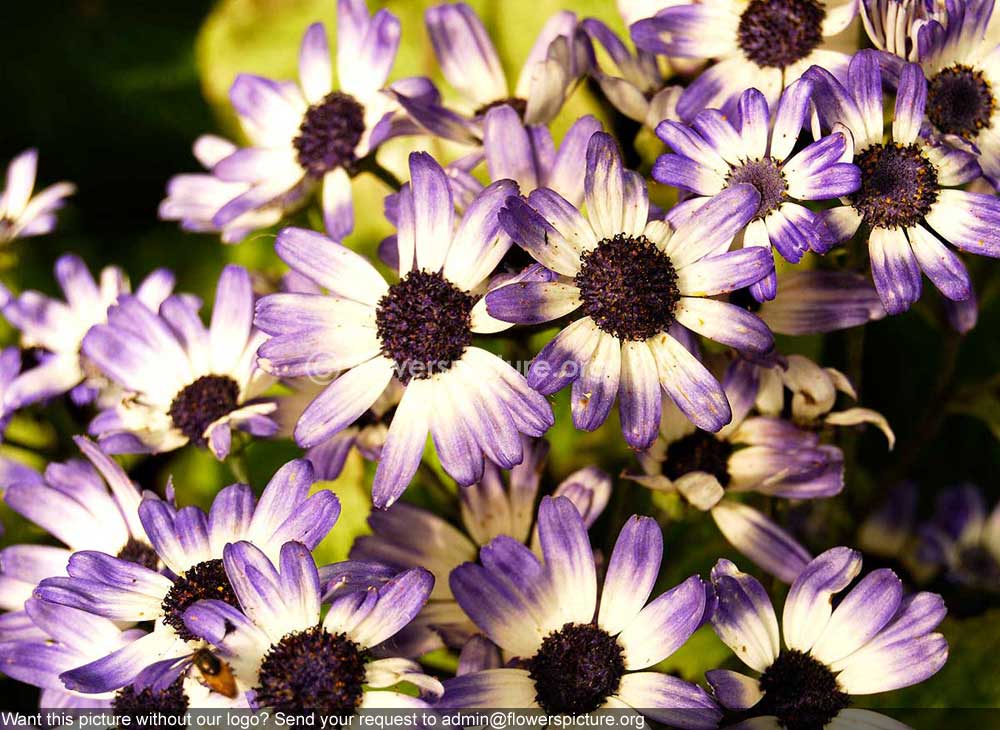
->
[313,452,372,565]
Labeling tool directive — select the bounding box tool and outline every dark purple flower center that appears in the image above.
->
[113,675,189,719]
[727,158,788,219]
[161,559,240,642]
[116,537,160,572]
[375,270,475,383]
[850,143,939,229]
[254,625,368,715]
[474,97,528,119]
[664,430,734,486]
[927,64,995,139]
[528,622,626,715]
[575,234,680,341]
[168,374,241,447]
[737,0,825,69]
[294,91,366,178]
[758,649,850,730]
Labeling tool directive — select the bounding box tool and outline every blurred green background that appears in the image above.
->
[1,0,998,714]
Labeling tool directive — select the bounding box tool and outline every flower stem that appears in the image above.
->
[361,158,404,191]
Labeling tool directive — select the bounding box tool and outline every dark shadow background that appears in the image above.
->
[0,0,228,295]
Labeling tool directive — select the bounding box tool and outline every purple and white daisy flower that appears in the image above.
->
[0,599,245,711]
[351,438,611,654]
[918,484,1000,591]
[0,254,175,413]
[628,359,835,582]
[33,458,340,695]
[807,50,1000,314]
[268,271,402,481]
[0,437,153,620]
[859,0,936,62]
[381,106,600,289]
[255,152,554,508]
[441,496,720,725]
[0,599,145,709]
[706,548,949,727]
[182,540,440,711]
[395,4,592,145]
[631,0,858,119]
[654,82,861,301]
[864,0,1000,187]
[583,18,683,130]
[202,0,424,241]
[732,269,886,335]
[913,0,1000,182]
[159,135,283,244]
[0,149,75,245]
[82,264,277,459]
[487,132,774,447]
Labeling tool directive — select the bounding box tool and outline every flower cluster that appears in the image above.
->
[7,0,1000,721]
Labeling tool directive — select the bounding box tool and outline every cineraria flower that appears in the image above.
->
[0,149,75,245]
[0,599,144,709]
[918,484,1000,591]
[82,264,276,459]
[268,271,401,481]
[654,82,861,301]
[0,254,175,412]
[730,270,886,335]
[628,362,839,583]
[202,0,423,240]
[381,107,601,288]
[706,548,948,728]
[182,540,440,711]
[351,438,611,654]
[0,599,242,711]
[488,132,774,447]
[807,51,1000,314]
[255,152,554,508]
[912,0,1000,185]
[442,496,720,725]
[0,437,152,619]
[583,19,683,130]
[748,355,895,447]
[631,0,858,119]
[159,135,283,244]
[859,0,934,62]
[865,0,1000,187]
[395,4,592,144]
[33,459,340,695]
